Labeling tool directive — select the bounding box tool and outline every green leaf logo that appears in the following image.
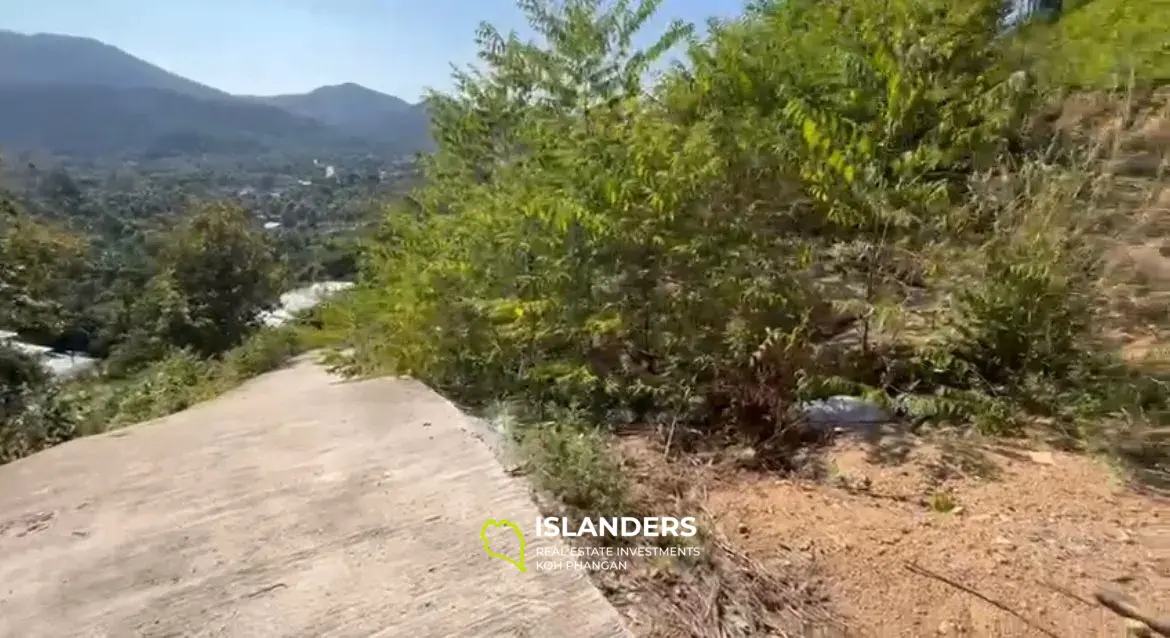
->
[480,518,527,573]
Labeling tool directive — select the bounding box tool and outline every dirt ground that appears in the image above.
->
[653,429,1170,638]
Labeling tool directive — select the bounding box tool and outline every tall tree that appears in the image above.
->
[151,201,286,356]
[0,181,90,334]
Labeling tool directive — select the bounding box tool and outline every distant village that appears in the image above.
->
[0,153,413,379]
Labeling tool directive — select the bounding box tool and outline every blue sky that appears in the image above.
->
[5,0,747,100]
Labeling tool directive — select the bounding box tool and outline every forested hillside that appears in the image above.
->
[0,143,411,460]
[0,30,433,160]
[0,85,361,159]
[249,84,435,154]
[0,30,228,99]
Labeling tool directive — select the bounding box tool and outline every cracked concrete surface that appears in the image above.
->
[0,358,629,638]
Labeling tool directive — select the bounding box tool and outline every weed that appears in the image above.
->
[512,411,631,520]
[66,326,307,437]
[930,491,959,513]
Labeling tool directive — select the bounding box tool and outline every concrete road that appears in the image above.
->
[0,358,629,638]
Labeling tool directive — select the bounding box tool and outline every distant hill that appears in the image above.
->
[0,30,229,101]
[0,84,371,159]
[0,31,432,161]
[249,83,434,152]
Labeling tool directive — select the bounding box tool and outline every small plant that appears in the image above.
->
[513,412,631,520]
[223,327,302,379]
[930,490,959,513]
[827,460,847,487]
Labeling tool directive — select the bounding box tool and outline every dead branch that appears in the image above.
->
[1038,579,1094,608]
[903,562,1061,638]
[1095,588,1170,637]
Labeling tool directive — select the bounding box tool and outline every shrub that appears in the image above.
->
[320,0,1170,489]
[0,343,77,462]
[68,327,306,436]
[223,327,301,379]
[513,412,631,518]
[1021,0,1170,88]
[326,0,1036,426]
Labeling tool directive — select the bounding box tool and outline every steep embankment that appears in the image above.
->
[1046,88,1170,349]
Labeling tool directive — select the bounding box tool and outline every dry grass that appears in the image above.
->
[593,435,843,638]
[1095,588,1170,638]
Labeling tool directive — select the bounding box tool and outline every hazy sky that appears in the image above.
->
[5,0,746,100]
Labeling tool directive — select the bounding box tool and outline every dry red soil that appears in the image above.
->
[693,433,1168,637]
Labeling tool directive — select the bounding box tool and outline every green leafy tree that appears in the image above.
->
[147,201,286,356]
[311,0,1165,481]
[0,182,90,335]
[0,342,77,463]
[0,177,79,462]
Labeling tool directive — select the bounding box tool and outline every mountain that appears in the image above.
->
[0,31,432,161]
[0,85,362,159]
[0,30,228,101]
[248,83,434,152]
[253,83,415,128]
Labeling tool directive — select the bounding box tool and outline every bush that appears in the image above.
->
[71,349,217,433]
[511,410,631,518]
[327,0,1034,421]
[68,327,306,436]
[320,0,1170,489]
[1021,0,1170,87]
[0,343,77,462]
[223,327,301,379]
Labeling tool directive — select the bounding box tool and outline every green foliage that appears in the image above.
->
[0,192,90,333]
[0,343,77,462]
[950,234,1092,384]
[328,0,1050,430]
[68,326,306,435]
[221,327,302,378]
[148,201,287,356]
[511,409,631,517]
[1021,0,1170,87]
[0,160,320,461]
[86,350,219,430]
[316,0,1170,495]
[702,0,1031,227]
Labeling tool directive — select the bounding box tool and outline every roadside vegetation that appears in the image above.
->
[0,193,313,461]
[325,0,1167,500]
[63,326,306,436]
[315,0,1169,632]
